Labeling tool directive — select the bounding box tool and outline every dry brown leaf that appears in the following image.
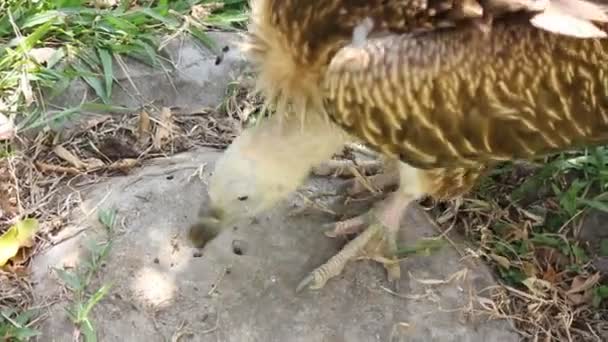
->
[36,161,81,175]
[191,2,224,20]
[107,158,138,173]
[567,290,593,306]
[138,110,151,143]
[522,277,553,298]
[153,107,174,150]
[83,158,106,171]
[542,264,558,284]
[567,273,600,295]
[489,253,511,269]
[53,145,87,169]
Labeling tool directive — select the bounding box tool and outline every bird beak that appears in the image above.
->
[188,205,226,248]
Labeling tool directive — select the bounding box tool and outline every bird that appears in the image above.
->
[188,0,608,292]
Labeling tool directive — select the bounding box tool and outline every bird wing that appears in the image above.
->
[322,18,608,170]
[527,0,608,38]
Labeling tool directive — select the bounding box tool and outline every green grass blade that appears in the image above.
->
[97,48,113,99]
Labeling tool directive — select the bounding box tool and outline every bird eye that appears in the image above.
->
[237,195,249,201]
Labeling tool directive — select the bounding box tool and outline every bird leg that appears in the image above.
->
[297,190,415,291]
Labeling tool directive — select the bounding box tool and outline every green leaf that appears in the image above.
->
[530,234,563,249]
[593,285,608,307]
[139,8,179,28]
[18,106,80,131]
[21,10,62,29]
[570,245,589,264]
[98,209,116,230]
[578,197,608,214]
[600,239,608,257]
[72,61,108,103]
[81,321,97,342]
[189,26,217,52]
[20,21,55,52]
[97,48,113,99]
[54,267,83,291]
[80,102,132,113]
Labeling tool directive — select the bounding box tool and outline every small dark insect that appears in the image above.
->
[237,195,249,201]
[215,46,231,65]
[232,239,246,255]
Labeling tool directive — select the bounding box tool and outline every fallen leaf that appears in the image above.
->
[29,47,58,65]
[83,158,106,170]
[489,253,511,269]
[107,158,138,173]
[567,273,601,294]
[153,107,174,150]
[191,2,224,20]
[567,290,593,306]
[0,113,15,140]
[542,264,558,284]
[19,72,34,107]
[35,161,80,175]
[138,110,151,144]
[0,218,39,267]
[53,145,86,169]
[522,277,553,298]
[522,261,539,278]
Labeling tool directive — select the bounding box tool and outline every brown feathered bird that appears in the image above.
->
[189,0,608,291]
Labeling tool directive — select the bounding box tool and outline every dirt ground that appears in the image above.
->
[10,31,523,341]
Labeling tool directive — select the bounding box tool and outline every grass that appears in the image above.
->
[53,208,116,342]
[434,147,608,340]
[0,0,249,133]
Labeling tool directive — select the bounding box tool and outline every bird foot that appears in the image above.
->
[297,192,411,292]
[296,221,400,292]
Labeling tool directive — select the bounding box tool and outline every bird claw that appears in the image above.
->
[296,273,325,293]
[323,213,370,237]
[296,223,387,292]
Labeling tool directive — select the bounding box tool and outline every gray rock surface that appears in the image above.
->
[31,148,519,342]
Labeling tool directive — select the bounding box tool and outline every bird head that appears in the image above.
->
[188,113,346,248]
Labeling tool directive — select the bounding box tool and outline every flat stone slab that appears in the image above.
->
[30,148,519,342]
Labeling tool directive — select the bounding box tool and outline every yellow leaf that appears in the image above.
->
[0,218,39,267]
